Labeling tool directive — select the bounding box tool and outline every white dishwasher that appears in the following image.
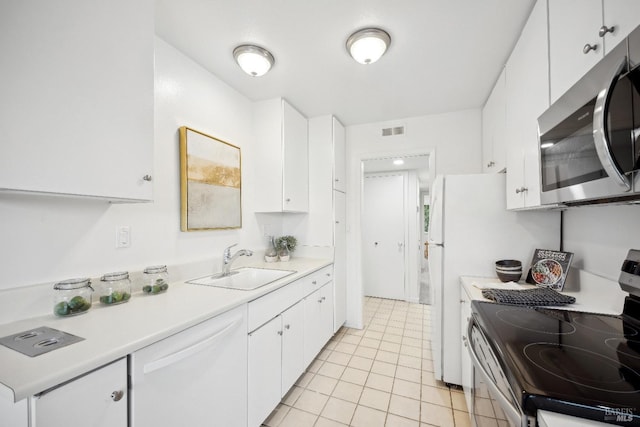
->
[130,305,247,427]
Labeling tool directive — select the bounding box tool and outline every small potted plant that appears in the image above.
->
[276,235,297,262]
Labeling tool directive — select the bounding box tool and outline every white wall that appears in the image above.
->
[0,38,267,290]
[563,204,640,280]
[344,109,482,327]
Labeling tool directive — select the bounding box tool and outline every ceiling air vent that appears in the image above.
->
[381,126,405,136]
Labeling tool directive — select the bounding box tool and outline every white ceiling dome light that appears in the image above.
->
[346,28,391,65]
[233,44,275,77]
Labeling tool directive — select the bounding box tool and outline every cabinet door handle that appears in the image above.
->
[583,43,598,54]
[142,174,152,181]
[111,390,124,402]
[335,178,339,182]
[284,324,290,330]
[515,187,528,194]
[312,280,317,285]
[277,330,283,336]
[285,198,291,202]
[599,25,615,37]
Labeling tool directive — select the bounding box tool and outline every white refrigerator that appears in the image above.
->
[427,173,560,385]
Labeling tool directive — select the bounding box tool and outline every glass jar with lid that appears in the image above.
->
[53,278,93,316]
[99,271,132,305]
[143,265,169,294]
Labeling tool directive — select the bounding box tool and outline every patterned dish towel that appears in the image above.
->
[481,287,576,306]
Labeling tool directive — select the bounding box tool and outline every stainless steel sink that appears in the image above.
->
[187,267,296,290]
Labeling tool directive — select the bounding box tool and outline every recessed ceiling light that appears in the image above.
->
[233,44,275,77]
[393,159,404,166]
[346,28,391,65]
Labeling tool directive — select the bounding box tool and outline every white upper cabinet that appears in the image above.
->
[548,0,602,103]
[549,0,640,103]
[253,98,309,212]
[482,67,507,173]
[0,0,154,201]
[333,117,346,192]
[602,1,640,52]
[505,0,549,210]
[306,115,346,246]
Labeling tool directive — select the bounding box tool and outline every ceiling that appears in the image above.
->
[155,0,535,126]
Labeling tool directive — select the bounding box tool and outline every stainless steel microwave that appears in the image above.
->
[538,25,640,206]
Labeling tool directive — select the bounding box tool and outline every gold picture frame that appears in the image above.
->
[179,126,242,231]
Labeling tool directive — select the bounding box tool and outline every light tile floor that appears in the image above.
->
[262,297,471,427]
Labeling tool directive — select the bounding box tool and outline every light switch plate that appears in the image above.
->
[116,226,131,248]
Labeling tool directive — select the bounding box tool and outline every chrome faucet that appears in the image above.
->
[221,243,253,276]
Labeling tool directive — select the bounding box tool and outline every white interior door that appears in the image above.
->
[363,173,405,300]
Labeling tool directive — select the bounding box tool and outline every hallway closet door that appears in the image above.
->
[363,173,405,300]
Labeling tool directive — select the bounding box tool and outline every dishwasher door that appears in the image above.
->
[130,305,247,427]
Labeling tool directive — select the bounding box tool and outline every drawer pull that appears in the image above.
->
[111,390,124,402]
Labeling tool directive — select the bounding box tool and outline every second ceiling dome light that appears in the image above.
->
[346,27,391,65]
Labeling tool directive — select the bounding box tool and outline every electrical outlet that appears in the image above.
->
[116,226,131,248]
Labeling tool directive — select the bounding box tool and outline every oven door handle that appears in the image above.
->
[467,321,525,426]
[593,55,631,191]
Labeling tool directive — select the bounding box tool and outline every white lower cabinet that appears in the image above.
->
[281,301,306,394]
[248,268,335,426]
[0,398,27,427]
[248,300,306,427]
[33,358,127,427]
[304,283,334,367]
[130,305,248,427]
[248,315,284,427]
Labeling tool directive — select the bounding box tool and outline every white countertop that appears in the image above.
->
[0,257,331,402]
[461,268,627,315]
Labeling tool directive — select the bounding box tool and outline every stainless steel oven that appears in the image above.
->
[537,25,640,206]
[467,317,532,427]
[467,255,640,427]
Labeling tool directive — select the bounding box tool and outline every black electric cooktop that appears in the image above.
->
[472,297,640,425]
